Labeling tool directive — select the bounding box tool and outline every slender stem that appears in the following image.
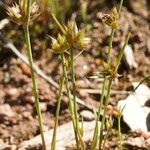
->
[25,1,46,150]
[118,116,122,150]
[51,14,66,34]
[50,0,58,17]
[102,128,111,150]
[107,29,115,65]
[24,26,46,150]
[99,79,113,149]
[116,32,131,71]
[91,78,106,150]
[70,49,85,149]
[51,75,65,150]
[70,49,80,141]
[118,0,124,17]
[26,0,31,26]
[60,53,80,149]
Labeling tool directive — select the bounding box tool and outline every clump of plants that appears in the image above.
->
[7,0,130,149]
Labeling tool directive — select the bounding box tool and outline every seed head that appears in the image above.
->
[50,19,90,54]
[64,21,90,50]
[30,2,39,18]
[51,34,70,53]
[99,7,119,29]
[7,0,39,26]
[7,3,22,24]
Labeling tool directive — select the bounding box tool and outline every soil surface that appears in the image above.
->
[0,0,150,149]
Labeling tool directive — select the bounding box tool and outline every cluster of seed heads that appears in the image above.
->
[51,21,90,53]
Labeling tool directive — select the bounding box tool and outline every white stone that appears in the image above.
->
[124,45,138,69]
[118,83,150,132]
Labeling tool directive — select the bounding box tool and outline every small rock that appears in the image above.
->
[118,83,150,132]
[0,90,5,103]
[6,88,19,98]
[136,130,150,139]
[19,121,96,150]
[80,110,95,121]
[0,144,17,150]
[145,138,150,147]
[39,103,47,112]
[0,104,15,118]
[76,80,87,88]
[3,72,10,83]
[125,137,145,148]
[0,140,16,150]
[124,45,138,69]
[22,111,33,121]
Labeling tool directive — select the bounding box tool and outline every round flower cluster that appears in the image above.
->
[7,0,39,26]
[51,21,90,53]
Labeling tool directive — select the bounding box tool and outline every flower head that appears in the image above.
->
[7,3,22,24]
[50,14,90,54]
[7,0,39,26]
[51,34,70,53]
[30,2,39,18]
[99,7,119,29]
[64,21,90,50]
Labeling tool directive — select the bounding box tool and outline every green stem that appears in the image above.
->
[51,14,66,34]
[70,49,85,149]
[51,75,65,150]
[50,0,58,18]
[25,1,46,150]
[91,78,106,150]
[60,53,80,150]
[26,0,31,26]
[102,127,111,150]
[70,49,80,141]
[118,116,122,150]
[107,29,115,65]
[116,32,131,71]
[24,26,46,150]
[99,79,113,149]
[118,0,124,17]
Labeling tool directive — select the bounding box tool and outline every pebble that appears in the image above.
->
[76,80,87,88]
[39,102,47,112]
[6,88,19,98]
[0,144,17,150]
[0,90,5,103]
[80,110,95,121]
[124,44,138,69]
[0,104,15,118]
[22,112,33,121]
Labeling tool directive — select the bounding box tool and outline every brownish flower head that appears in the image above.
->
[51,34,70,53]
[64,21,90,50]
[7,3,22,24]
[30,2,39,18]
[7,0,39,26]
[50,15,90,54]
[99,7,119,29]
